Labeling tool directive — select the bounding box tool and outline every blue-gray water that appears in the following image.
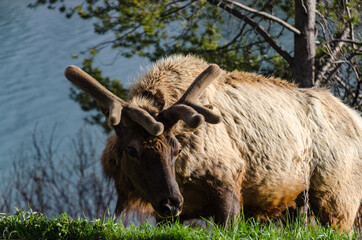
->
[0,0,147,170]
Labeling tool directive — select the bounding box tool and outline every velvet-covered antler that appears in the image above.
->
[160,64,223,128]
[64,65,164,136]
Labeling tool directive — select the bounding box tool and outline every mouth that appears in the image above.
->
[155,208,182,219]
[150,192,184,219]
[153,198,183,219]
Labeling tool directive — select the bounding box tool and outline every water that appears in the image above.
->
[0,0,147,169]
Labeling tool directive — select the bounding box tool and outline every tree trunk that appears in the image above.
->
[293,0,316,88]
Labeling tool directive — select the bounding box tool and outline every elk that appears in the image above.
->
[64,55,361,231]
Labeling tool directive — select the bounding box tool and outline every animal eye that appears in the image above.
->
[126,146,137,158]
[178,147,182,153]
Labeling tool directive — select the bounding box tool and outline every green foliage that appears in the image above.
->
[317,0,361,29]
[268,54,293,81]
[29,0,294,75]
[29,0,361,130]
[69,57,128,133]
[0,210,358,239]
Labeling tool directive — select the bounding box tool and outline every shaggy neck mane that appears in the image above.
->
[128,55,211,111]
[225,71,296,89]
[128,55,296,111]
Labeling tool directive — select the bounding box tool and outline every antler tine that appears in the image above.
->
[65,65,127,126]
[160,64,223,129]
[65,65,164,136]
[177,64,222,104]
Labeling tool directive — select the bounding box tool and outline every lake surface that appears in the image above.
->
[0,0,147,170]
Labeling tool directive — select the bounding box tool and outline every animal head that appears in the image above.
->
[64,64,222,218]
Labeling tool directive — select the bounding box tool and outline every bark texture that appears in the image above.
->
[294,0,316,87]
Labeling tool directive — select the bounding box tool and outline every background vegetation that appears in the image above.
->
[0,126,115,218]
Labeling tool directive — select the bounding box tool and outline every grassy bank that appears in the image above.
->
[0,210,359,239]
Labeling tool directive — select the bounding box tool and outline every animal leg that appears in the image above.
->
[309,188,360,231]
[212,188,241,225]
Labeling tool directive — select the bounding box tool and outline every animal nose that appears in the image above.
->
[159,195,183,217]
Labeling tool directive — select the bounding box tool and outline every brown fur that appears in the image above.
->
[99,55,361,231]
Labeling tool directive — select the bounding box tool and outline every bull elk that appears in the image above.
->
[64,55,361,231]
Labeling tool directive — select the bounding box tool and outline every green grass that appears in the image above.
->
[0,210,359,239]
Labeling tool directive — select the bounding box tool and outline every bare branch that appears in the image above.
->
[205,1,272,54]
[161,0,196,17]
[223,0,301,35]
[315,28,351,86]
[208,0,293,66]
[2,127,116,218]
[324,48,361,85]
[345,0,355,49]
[88,24,142,53]
[205,26,244,52]
[319,38,362,46]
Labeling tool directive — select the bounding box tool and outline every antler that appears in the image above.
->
[160,64,223,128]
[64,65,164,136]
[178,64,222,104]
